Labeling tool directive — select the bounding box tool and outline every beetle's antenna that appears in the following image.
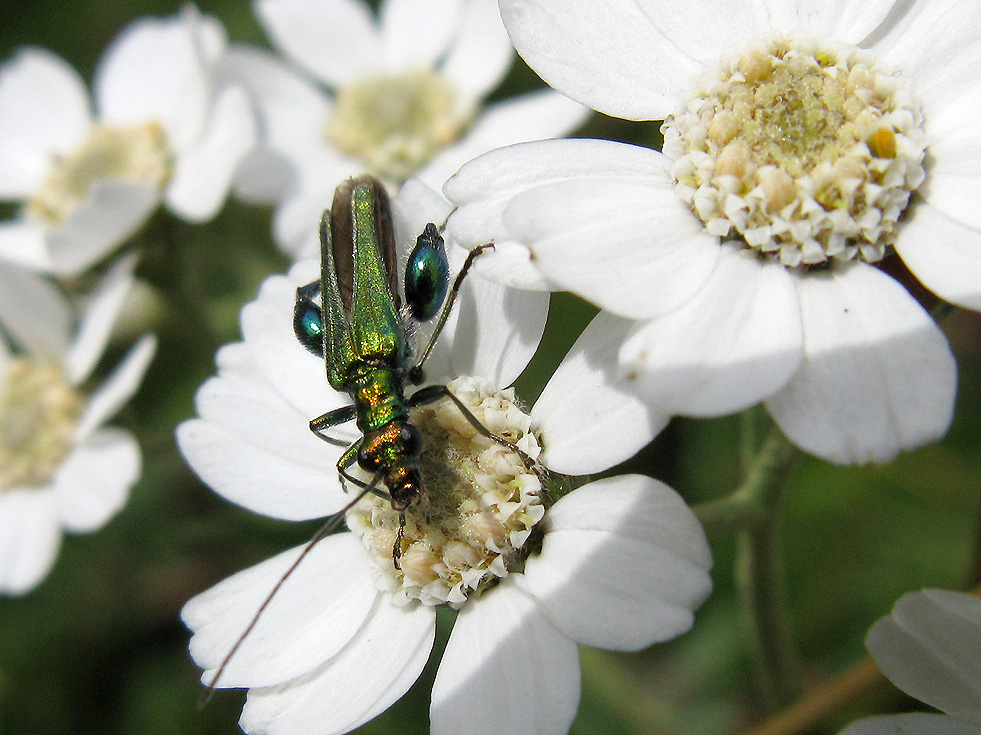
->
[198,483,376,707]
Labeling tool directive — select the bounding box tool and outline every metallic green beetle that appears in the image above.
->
[292,175,497,525]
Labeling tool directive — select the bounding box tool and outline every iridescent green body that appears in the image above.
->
[320,178,410,389]
[208,177,500,693]
[293,175,507,519]
[311,176,423,510]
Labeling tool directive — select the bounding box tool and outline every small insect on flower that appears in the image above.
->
[292,175,542,553]
[202,174,546,697]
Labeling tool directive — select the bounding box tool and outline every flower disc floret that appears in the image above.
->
[346,376,546,608]
[327,69,468,182]
[0,358,82,490]
[664,38,926,268]
[26,122,172,226]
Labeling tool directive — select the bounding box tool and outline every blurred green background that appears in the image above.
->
[1,2,978,734]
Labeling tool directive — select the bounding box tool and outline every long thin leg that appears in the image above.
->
[409,244,494,383]
[309,405,357,447]
[335,444,407,568]
[407,384,545,478]
[332,440,392,502]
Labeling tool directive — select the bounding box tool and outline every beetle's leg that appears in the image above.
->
[407,384,545,479]
[309,405,357,447]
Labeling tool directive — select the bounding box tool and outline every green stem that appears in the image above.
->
[735,427,802,710]
[693,493,767,537]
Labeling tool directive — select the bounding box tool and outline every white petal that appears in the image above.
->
[505,175,720,319]
[0,220,51,271]
[75,335,156,440]
[894,201,981,311]
[498,0,695,120]
[766,263,956,465]
[192,367,349,485]
[619,245,803,416]
[872,0,981,114]
[840,714,981,735]
[533,312,669,475]
[65,253,137,384]
[430,250,548,389]
[446,138,660,249]
[240,264,348,417]
[45,179,160,277]
[215,340,267,384]
[176,417,346,522]
[523,475,711,650]
[447,137,667,217]
[756,0,896,43]
[94,11,212,150]
[417,90,590,193]
[471,240,551,291]
[219,45,331,161]
[181,534,378,688]
[232,147,296,205]
[166,85,258,222]
[0,261,71,357]
[918,82,981,231]
[194,370,331,464]
[639,0,891,62]
[379,0,461,70]
[0,48,90,196]
[866,589,981,725]
[256,0,382,88]
[438,0,514,103]
[240,596,435,735]
[0,489,61,596]
[391,177,454,246]
[54,428,139,533]
[431,579,580,735]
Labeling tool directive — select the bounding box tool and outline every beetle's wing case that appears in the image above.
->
[320,176,410,389]
[319,207,357,391]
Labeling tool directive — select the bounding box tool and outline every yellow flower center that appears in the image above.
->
[26,122,172,227]
[664,38,926,267]
[327,69,469,183]
[0,359,83,490]
[346,377,546,607]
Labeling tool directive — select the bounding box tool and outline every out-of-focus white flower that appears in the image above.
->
[222,0,588,259]
[178,180,710,735]
[446,0,975,465]
[838,588,981,735]
[0,256,156,595]
[0,7,257,277]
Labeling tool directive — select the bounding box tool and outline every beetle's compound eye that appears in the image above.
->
[404,223,449,321]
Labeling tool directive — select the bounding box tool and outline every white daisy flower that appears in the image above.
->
[838,588,981,735]
[0,256,156,595]
[0,7,257,277]
[222,0,589,259]
[445,0,973,465]
[178,180,711,735]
